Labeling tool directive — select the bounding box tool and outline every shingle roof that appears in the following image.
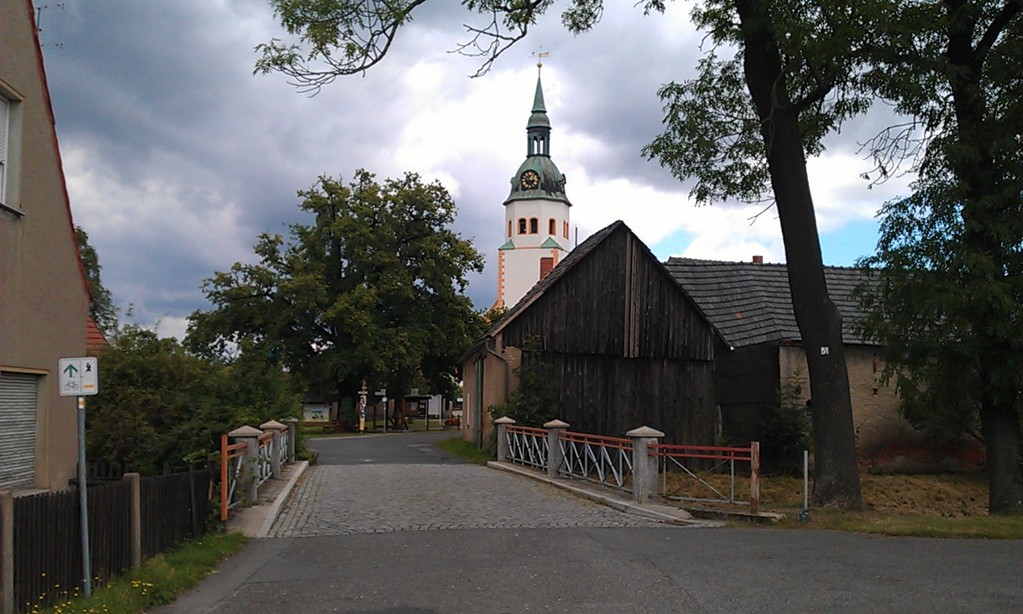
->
[663,257,875,348]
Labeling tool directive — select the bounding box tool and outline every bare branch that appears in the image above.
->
[452,10,531,78]
[856,120,927,188]
[746,200,776,225]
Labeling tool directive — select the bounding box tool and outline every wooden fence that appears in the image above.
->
[1,470,211,613]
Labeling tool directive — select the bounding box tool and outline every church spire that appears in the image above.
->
[505,61,569,206]
[526,61,551,156]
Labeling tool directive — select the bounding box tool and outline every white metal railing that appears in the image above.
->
[279,425,291,466]
[257,432,274,487]
[505,425,549,470]
[558,430,633,492]
[220,420,298,521]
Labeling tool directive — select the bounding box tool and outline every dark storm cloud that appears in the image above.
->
[36,0,898,337]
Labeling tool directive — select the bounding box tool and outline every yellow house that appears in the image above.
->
[1,0,92,490]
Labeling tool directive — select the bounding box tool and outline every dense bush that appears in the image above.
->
[762,370,811,475]
[87,326,302,475]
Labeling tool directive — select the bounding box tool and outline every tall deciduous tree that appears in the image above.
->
[858,0,1023,513]
[76,226,119,336]
[187,170,485,411]
[256,0,865,506]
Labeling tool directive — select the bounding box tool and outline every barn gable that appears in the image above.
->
[473,221,721,445]
[494,221,716,361]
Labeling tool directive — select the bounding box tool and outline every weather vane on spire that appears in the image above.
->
[532,49,550,74]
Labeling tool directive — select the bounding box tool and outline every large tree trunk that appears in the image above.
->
[979,399,1023,513]
[735,0,863,507]
[945,0,1023,514]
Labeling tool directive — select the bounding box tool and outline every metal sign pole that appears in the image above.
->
[77,396,92,596]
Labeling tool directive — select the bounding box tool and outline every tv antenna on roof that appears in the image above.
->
[36,3,65,49]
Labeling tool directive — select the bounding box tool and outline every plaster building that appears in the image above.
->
[0,0,92,490]
[493,67,572,310]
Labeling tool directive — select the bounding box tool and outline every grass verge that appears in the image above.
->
[772,508,1023,537]
[436,437,494,465]
[42,531,247,614]
[680,472,1023,538]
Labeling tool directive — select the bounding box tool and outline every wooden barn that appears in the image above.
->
[461,221,720,448]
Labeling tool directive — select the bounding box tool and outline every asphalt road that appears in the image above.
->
[311,431,460,466]
[157,432,1023,613]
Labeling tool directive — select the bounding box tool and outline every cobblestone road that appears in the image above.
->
[269,463,663,537]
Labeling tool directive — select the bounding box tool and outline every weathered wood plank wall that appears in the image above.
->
[546,352,718,445]
[502,227,716,360]
[500,225,719,445]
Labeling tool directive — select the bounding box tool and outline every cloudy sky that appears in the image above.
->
[36,1,913,340]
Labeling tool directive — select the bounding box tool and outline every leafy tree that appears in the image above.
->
[856,0,1023,514]
[255,0,865,506]
[187,170,485,414]
[75,226,119,336]
[86,326,302,475]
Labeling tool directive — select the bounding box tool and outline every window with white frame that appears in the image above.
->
[0,91,22,211]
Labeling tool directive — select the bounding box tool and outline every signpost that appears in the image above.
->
[59,357,98,598]
[358,380,368,433]
[376,389,387,433]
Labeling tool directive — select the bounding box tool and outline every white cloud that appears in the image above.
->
[41,0,918,339]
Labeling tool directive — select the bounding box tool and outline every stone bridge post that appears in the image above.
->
[494,416,515,462]
[261,420,286,478]
[284,418,299,464]
[627,426,664,504]
[544,420,569,478]
[229,425,262,504]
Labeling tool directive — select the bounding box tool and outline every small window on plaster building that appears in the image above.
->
[540,257,554,280]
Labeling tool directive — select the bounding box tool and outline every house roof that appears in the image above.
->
[663,257,875,348]
[86,317,109,354]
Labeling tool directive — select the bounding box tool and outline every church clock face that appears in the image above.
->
[520,170,540,190]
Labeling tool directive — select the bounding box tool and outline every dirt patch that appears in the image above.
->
[664,471,991,517]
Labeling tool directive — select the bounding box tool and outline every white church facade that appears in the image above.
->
[493,69,572,309]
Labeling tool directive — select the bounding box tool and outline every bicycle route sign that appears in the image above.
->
[59,357,99,397]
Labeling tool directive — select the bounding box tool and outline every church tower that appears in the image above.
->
[493,65,572,309]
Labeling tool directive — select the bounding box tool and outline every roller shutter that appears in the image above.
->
[0,371,38,487]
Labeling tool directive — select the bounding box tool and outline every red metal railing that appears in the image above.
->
[648,442,760,513]
[506,424,547,437]
[220,434,248,521]
[559,430,633,451]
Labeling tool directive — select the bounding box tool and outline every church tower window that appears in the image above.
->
[529,218,538,234]
[548,218,556,235]
[518,218,527,234]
